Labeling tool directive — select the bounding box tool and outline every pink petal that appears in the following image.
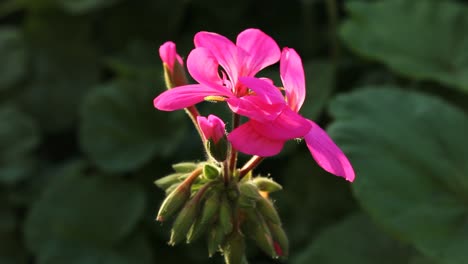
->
[251,108,311,140]
[304,120,355,182]
[280,48,306,112]
[239,77,284,105]
[226,96,284,122]
[228,121,285,157]
[194,31,241,87]
[187,47,225,89]
[159,41,183,72]
[236,28,281,75]
[197,115,226,143]
[153,84,229,111]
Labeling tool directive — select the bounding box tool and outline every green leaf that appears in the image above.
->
[19,10,99,132]
[300,60,335,119]
[291,214,413,264]
[79,79,187,172]
[0,105,39,185]
[328,87,468,264]
[340,0,468,91]
[58,0,121,14]
[37,232,153,264]
[276,154,357,248]
[24,162,146,254]
[0,27,26,92]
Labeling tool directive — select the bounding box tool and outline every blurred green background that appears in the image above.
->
[1,0,468,263]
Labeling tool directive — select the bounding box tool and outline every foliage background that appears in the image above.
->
[1,0,467,263]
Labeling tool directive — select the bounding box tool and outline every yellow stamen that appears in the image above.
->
[204,95,226,102]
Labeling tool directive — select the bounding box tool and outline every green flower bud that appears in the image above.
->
[154,173,186,190]
[156,184,190,222]
[239,182,262,201]
[207,137,228,162]
[169,183,211,245]
[267,222,289,258]
[165,183,180,195]
[203,163,220,180]
[257,197,281,225]
[223,230,246,264]
[219,195,233,235]
[208,224,226,257]
[243,209,276,258]
[172,162,199,173]
[200,188,221,225]
[252,177,283,193]
[186,185,222,244]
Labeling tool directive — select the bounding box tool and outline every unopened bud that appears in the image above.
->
[200,188,221,225]
[239,182,262,201]
[267,222,289,258]
[219,195,233,235]
[172,162,199,173]
[208,224,225,257]
[159,41,188,89]
[156,184,190,222]
[243,209,276,258]
[197,115,227,162]
[203,163,220,180]
[252,177,282,193]
[169,184,210,245]
[187,215,204,244]
[257,197,281,225]
[154,173,186,190]
[223,230,246,264]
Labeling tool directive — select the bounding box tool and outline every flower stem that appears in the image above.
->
[184,105,212,156]
[228,113,240,176]
[182,167,203,186]
[239,156,264,180]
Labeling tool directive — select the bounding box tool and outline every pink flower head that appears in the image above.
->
[159,41,184,74]
[153,29,281,112]
[228,48,355,182]
[197,115,226,144]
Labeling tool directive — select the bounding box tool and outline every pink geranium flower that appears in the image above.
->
[153,28,282,120]
[228,48,355,181]
[197,115,226,143]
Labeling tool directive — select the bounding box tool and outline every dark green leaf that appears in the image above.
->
[24,163,146,254]
[328,87,468,264]
[79,79,187,172]
[58,0,121,14]
[0,105,39,185]
[300,60,335,119]
[340,0,468,91]
[291,214,413,264]
[19,11,99,132]
[0,27,26,92]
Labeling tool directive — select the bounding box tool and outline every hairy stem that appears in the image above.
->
[239,156,264,180]
[228,113,240,176]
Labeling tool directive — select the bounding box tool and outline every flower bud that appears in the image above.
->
[169,184,210,245]
[154,172,186,190]
[156,184,190,222]
[159,41,188,88]
[219,195,233,235]
[257,197,281,225]
[267,222,289,258]
[252,177,283,193]
[243,209,276,258]
[223,230,246,264]
[197,115,228,161]
[172,162,199,173]
[203,163,220,180]
[200,188,221,225]
[208,224,226,257]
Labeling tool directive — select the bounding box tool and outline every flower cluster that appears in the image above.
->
[155,28,354,181]
[153,28,355,264]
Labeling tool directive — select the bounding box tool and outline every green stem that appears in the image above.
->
[239,156,264,180]
[228,114,240,176]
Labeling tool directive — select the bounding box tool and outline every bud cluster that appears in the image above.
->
[154,162,288,263]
